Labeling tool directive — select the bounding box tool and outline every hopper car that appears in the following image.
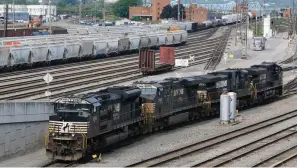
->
[0,30,187,70]
[139,47,175,75]
[46,62,282,161]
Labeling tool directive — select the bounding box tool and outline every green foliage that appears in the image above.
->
[132,16,141,21]
[0,0,39,4]
[171,4,186,20]
[58,0,79,6]
[160,5,172,19]
[112,0,141,18]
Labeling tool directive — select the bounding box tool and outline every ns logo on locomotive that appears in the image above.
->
[45,62,283,161]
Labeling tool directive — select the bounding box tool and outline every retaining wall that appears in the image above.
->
[0,101,54,159]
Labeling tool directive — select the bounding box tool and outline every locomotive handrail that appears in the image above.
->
[77,127,88,150]
[45,127,56,148]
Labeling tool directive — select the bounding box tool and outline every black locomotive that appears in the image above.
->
[46,62,283,161]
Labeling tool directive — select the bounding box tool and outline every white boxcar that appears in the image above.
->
[222,15,233,25]
[0,47,10,67]
[106,38,119,54]
[79,40,94,57]
[93,40,107,55]
[118,37,130,52]
[30,45,49,63]
[64,43,81,59]
[139,36,149,48]
[10,46,31,65]
[165,32,174,45]
[48,44,65,60]
[128,35,140,50]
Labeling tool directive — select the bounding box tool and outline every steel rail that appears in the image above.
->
[0,38,220,84]
[190,124,297,167]
[126,109,297,167]
[0,28,217,77]
[252,144,297,167]
[4,54,212,100]
[0,30,225,100]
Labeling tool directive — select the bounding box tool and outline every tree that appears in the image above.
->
[160,5,172,19]
[112,0,141,18]
[58,0,79,6]
[171,4,186,20]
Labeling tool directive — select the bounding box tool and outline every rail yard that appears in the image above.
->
[1,12,297,168]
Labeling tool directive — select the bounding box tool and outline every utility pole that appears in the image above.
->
[189,0,192,21]
[79,0,82,22]
[103,0,105,21]
[293,0,296,36]
[177,0,180,21]
[49,0,52,34]
[13,0,15,29]
[235,0,238,46]
[245,14,249,57]
[4,4,8,37]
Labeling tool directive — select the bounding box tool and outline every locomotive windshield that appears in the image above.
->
[134,83,158,95]
[53,102,92,121]
[55,103,92,113]
[140,88,157,95]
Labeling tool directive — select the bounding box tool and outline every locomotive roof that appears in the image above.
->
[245,67,267,74]
[199,74,222,82]
[207,73,229,79]
[83,86,141,106]
[84,93,121,107]
[181,76,205,86]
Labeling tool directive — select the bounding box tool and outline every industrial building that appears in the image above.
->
[185,4,207,23]
[0,4,56,22]
[130,0,208,22]
[129,0,170,21]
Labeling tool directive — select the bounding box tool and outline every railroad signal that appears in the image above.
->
[43,73,53,98]
[43,73,53,84]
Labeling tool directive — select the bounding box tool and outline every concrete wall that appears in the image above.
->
[0,101,54,159]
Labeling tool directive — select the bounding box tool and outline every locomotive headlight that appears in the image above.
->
[72,133,75,137]
[52,133,55,136]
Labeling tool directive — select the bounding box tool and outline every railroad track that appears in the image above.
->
[0,28,216,75]
[126,109,297,167]
[204,26,233,71]
[189,125,297,167]
[0,29,225,100]
[252,145,297,167]
[42,161,76,167]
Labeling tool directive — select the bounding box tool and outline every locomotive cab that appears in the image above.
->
[46,86,142,161]
[47,97,92,161]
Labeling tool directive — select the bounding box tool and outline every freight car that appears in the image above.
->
[0,30,187,69]
[46,62,283,161]
[139,47,175,75]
